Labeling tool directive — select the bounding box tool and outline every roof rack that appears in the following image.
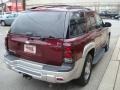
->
[29,4,92,11]
[30,4,70,9]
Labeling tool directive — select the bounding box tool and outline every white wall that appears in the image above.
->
[26,0,120,12]
[0,0,9,4]
[26,0,120,6]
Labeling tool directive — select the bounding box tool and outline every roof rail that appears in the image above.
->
[29,4,71,9]
[28,4,92,11]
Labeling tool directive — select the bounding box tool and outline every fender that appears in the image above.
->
[73,42,96,79]
[82,42,96,59]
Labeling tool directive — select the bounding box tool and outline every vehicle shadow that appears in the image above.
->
[18,77,79,90]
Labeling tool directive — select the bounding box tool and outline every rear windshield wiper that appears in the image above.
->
[25,32,34,36]
[24,32,42,40]
[47,36,56,38]
[43,36,61,39]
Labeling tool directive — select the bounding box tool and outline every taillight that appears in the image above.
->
[64,46,72,59]
[63,43,73,63]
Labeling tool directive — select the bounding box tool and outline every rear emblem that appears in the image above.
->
[25,41,30,44]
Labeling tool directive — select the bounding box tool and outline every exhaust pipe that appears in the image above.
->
[23,74,32,80]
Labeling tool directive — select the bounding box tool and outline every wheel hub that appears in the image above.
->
[84,60,91,80]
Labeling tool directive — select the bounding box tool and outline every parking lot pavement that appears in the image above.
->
[0,27,9,64]
[98,37,120,90]
[0,19,119,90]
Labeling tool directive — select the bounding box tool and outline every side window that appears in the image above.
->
[14,14,18,17]
[94,14,103,27]
[87,13,96,31]
[7,14,13,18]
[69,12,86,38]
[86,17,91,31]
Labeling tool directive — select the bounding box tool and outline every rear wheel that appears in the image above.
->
[105,36,110,52]
[118,17,120,20]
[1,21,6,26]
[75,54,93,86]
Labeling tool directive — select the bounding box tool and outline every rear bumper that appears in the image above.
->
[4,54,84,83]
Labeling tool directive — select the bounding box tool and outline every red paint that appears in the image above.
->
[5,6,109,66]
[6,34,64,66]
[5,30,98,66]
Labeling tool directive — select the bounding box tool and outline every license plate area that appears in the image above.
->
[24,44,36,54]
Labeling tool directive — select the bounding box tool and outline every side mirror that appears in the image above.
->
[104,22,112,27]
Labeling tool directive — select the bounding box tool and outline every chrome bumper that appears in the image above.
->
[4,54,84,83]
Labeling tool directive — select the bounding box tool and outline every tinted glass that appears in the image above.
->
[87,17,91,31]
[10,11,67,38]
[7,14,14,18]
[69,12,85,38]
[95,14,103,27]
[87,14,96,31]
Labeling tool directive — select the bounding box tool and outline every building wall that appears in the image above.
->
[26,0,120,6]
[26,0,120,12]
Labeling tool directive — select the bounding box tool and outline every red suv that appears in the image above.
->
[4,5,111,86]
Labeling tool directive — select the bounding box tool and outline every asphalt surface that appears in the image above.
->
[0,19,120,90]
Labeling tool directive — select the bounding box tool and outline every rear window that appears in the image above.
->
[10,11,67,38]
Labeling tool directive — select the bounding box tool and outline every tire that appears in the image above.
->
[75,54,93,86]
[111,17,114,19]
[105,36,110,52]
[1,21,6,26]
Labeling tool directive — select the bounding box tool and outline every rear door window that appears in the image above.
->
[87,13,96,31]
[94,14,103,28]
[68,12,86,38]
